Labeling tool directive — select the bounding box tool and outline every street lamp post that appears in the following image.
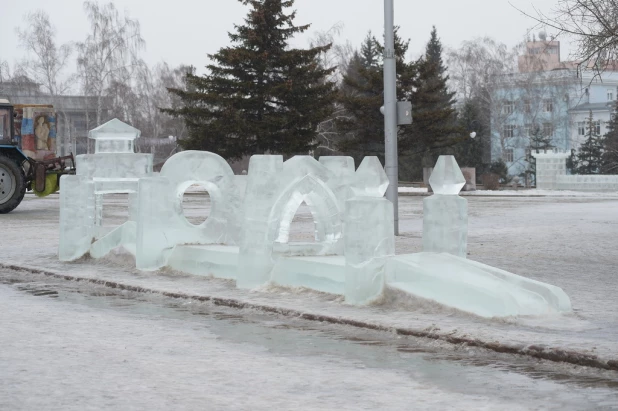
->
[383,0,399,235]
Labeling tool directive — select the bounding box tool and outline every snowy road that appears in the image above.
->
[1,193,618,409]
[1,272,618,410]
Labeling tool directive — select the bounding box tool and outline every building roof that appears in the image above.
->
[568,102,616,113]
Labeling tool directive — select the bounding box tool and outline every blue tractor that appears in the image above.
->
[0,98,75,213]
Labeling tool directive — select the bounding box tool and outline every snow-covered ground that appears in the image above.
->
[2,271,618,410]
[399,186,618,197]
[1,192,618,408]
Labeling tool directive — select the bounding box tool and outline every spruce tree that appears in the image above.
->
[163,0,337,159]
[527,123,553,183]
[403,27,463,156]
[359,32,380,69]
[602,103,618,174]
[576,110,605,174]
[336,29,413,162]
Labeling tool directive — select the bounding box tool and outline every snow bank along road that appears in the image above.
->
[0,194,617,405]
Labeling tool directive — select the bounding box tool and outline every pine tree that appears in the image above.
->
[335,28,414,162]
[576,110,604,174]
[602,102,618,174]
[163,0,337,159]
[403,27,463,156]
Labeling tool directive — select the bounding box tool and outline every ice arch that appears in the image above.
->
[237,155,343,288]
[270,174,342,252]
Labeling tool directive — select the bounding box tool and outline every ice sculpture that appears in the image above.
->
[423,155,468,258]
[58,175,95,261]
[237,155,344,289]
[59,119,153,261]
[387,253,572,317]
[59,150,572,318]
[533,150,618,191]
[136,151,242,270]
[345,197,394,304]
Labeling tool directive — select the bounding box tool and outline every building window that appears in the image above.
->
[523,100,531,113]
[503,148,514,163]
[608,89,614,101]
[578,122,586,136]
[543,99,553,112]
[543,122,554,137]
[504,100,515,115]
[594,120,601,135]
[503,124,515,138]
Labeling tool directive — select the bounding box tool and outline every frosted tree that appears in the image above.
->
[15,10,73,96]
[76,0,145,139]
[15,11,75,154]
[519,0,618,72]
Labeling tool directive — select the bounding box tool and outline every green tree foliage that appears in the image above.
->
[602,102,618,174]
[163,0,337,159]
[403,27,463,156]
[359,32,380,69]
[336,29,413,162]
[450,98,485,169]
[576,110,605,174]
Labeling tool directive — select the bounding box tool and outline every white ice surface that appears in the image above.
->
[422,194,468,257]
[428,155,466,195]
[388,252,571,317]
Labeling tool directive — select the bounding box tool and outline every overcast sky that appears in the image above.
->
[1,0,571,75]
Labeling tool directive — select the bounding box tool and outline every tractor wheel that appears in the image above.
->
[0,154,27,214]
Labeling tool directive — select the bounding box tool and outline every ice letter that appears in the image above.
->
[135,151,242,271]
[423,155,467,258]
[237,155,284,288]
[59,175,95,261]
[345,197,394,304]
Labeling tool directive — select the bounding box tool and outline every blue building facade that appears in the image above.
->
[490,41,618,178]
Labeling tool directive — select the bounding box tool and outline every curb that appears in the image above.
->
[2,262,617,372]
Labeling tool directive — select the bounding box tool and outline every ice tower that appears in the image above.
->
[423,155,468,258]
[59,119,153,261]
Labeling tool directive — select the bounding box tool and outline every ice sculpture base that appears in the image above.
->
[167,245,240,279]
[271,255,345,295]
[161,245,571,318]
[387,252,571,318]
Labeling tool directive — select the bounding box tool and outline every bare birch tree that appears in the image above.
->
[517,0,618,72]
[308,23,354,153]
[16,10,73,96]
[15,10,74,154]
[76,0,145,146]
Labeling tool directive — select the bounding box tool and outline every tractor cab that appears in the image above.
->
[0,99,16,146]
[0,98,75,214]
